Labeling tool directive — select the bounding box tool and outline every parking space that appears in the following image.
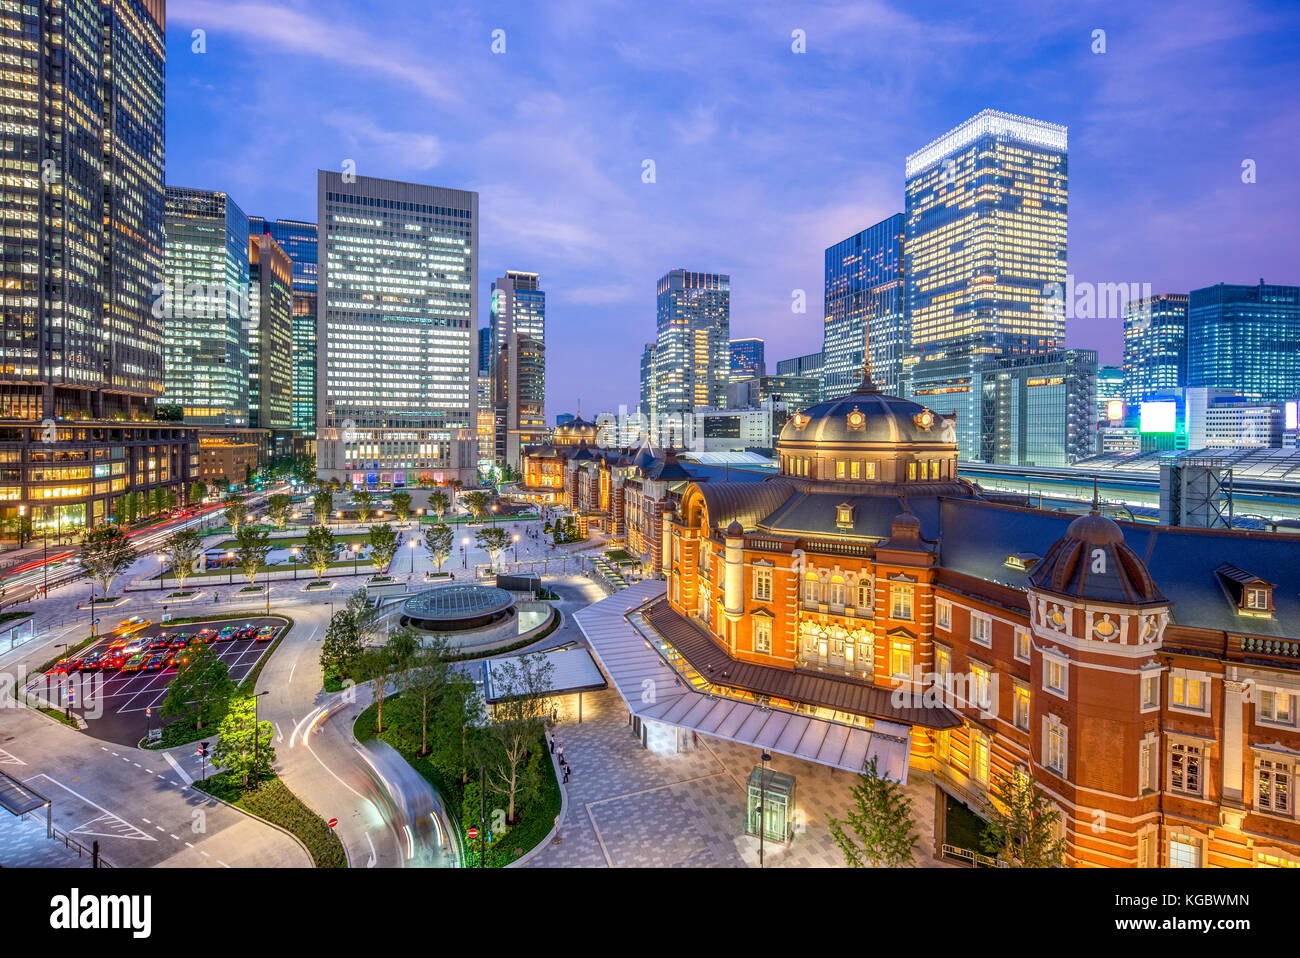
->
[25,615,288,747]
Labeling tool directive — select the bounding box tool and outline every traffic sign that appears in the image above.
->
[467,827,478,839]
[327,818,338,830]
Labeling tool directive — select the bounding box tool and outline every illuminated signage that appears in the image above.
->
[1140,400,1177,434]
[1106,399,1124,422]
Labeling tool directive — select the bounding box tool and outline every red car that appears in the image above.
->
[100,652,127,671]
[166,649,191,669]
[45,658,75,677]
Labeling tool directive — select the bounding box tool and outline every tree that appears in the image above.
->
[463,490,490,519]
[366,523,398,574]
[390,490,412,524]
[160,642,234,732]
[224,499,249,533]
[123,491,141,525]
[476,652,554,824]
[266,493,292,529]
[212,695,275,788]
[320,591,378,681]
[303,524,335,581]
[147,487,165,518]
[358,628,419,735]
[826,755,918,867]
[188,481,208,505]
[423,522,454,573]
[428,489,449,519]
[160,527,204,593]
[312,487,334,525]
[353,489,373,523]
[475,526,509,567]
[981,771,1068,867]
[166,487,179,513]
[234,524,272,588]
[80,523,139,598]
[405,637,453,756]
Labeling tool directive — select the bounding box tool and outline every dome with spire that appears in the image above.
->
[1028,508,1166,605]
[555,415,599,447]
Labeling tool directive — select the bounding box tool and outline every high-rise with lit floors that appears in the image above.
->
[489,271,547,469]
[1187,281,1300,402]
[249,217,317,441]
[1123,293,1188,405]
[248,233,295,448]
[899,110,1071,461]
[315,173,478,487]
[162,187,251,426]
[823,214,904,397]
[729,338,765,382]
[0,0,196,533]
[652,270,730,426]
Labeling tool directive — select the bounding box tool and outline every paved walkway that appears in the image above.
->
[529,687,947,868]
[0,813,98,868]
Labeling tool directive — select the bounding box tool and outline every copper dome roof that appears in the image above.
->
[1027,510,1166,605]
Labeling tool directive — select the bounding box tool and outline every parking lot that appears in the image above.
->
[26,615,288,747]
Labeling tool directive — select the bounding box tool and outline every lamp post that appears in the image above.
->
[157,553,165,593]
[512,533,519,564]
[17,503,25,549]
[351,542,360,576]
[290,547,299,581]
[226,551,235,586]
[490,503,498,526]
[409,538,417,576]
[461,536,469,569]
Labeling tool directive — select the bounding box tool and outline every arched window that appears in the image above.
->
[857,577,873,611]
[829,575,846,607]
[803,571,820,603]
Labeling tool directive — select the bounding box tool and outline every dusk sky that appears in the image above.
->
[166,0,1300,419]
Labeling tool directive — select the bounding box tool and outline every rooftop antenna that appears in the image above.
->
[854,323,878,394]
[1091,476,1100,514]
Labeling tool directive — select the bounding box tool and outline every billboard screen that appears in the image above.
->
[1140,400,1177,434]
[1287,401,1298,432]
[1106,399,1124,422]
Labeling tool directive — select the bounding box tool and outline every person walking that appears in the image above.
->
[556,743,564,762]
[549,734,556,754]
[561,761,570,784]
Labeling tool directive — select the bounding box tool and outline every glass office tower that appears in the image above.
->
[316,172,478,487]
[162,187,251,425]
[1187,282,1300,401]
[823,214,904,397]
[0,0,196,533]
[1123,293,1188,405]
[248,233,295,442]
[249,217,317,439]
[653,270,730,419]
[729,338,766,382]
[489,271,547,467]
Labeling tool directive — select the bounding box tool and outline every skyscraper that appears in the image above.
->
[823,214,905,397]
[162,187,251,425]
[248,233,295,444]
[248,218,318,440]
[0,0,194,531]
[1187,281,1300,401]
[639,342,657,418]
[652,270,730,423]
[1123,293,1188,405]
[489,271,547,468]
[316,172,478,487]
[729,338,765,382]
[900,110,1069,461]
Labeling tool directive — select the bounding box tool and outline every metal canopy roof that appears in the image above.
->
[0,770,48,817]
[574,581,912,782]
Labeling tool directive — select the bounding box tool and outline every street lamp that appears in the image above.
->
[156,553,165,593]
[490,503,498,526]
[461,536,469,568]
[351,541,360,576]
[226,551,235,586]
[290,547,299,581]
[409,538,417,576]
[512,533,519,563]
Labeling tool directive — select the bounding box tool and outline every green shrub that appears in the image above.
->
[197,772,346,868]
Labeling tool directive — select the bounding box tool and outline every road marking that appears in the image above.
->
[218,860,229,868]
[0,747,26,766]
[366,832,377,868]
[287,661,296,684]
[163,752,193,786]
[170,834,179,840]
[142,817,151,824]
[25,773,156,843]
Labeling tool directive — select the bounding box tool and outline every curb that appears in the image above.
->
[190,780,333,868]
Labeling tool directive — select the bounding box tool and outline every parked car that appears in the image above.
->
[168,633,189,650]
[254,625,276,642]
[120,654,146,674]
[144,654,167,672]
[234,624,258,641]
[78,651,107,672]
[196,628,218,644]
[45,658,74,677]
[166,649,191,669]
[216,626,238,642]
[111,616,151,637]
[146,634,172,651]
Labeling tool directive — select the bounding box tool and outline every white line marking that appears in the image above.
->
[163,752,193,786]
[23,773,156,843]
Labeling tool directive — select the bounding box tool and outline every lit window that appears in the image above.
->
[889,639,912,678]
[803,572,820,603]
[1259,690,1294,726]
[1246,588,1270,611]
[971,731,990,786]
[849,461,862,480]
[1169,742,1202,796]
[1044,656,1068,697]
[1257,758,1291,815]
[828,576,846,607]
[1141,671,1160,711]
[891,585,914,621]
[1169,837,1201,868]
[1044,718,1067,774]
[753,568,772,602]
[971,613,992,647]
[1014,628,1030,662]
[936,598,951,631]
[971,663,992,712]
[1171,672,1207,712]
[835,460,847,479]
[856,577,873,611]
[753,618,772,655]
[1014,684,1030,730]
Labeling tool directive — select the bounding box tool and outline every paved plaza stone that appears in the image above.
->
[0,813,97,868]
[529,687,947,868]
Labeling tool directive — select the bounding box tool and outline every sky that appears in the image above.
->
[166,0,1300,419]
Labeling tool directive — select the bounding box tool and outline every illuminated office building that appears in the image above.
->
[162,187,251,426]
[489,271,547,468]
[316,173,478,487]
[652,270,730,423]
[248,233,295,448]
[823,214,905,397]
[0,0,196,533]
[1123,293,1188,405]
[729,338,765,383]
[639,342,657,418]
[900,111,1069,463]
[249,217,318,440]
[1187,281,1300,402]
